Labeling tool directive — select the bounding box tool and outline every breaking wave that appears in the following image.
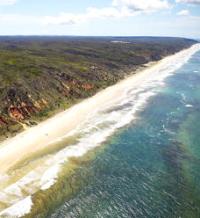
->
[0,44,200,217]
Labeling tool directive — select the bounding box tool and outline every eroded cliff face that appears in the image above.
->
[0,76,99,140]
[0,37,197,140]
[0,116,7,125]
[5,88,35,120]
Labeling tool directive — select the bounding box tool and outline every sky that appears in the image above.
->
[0,0,200,38]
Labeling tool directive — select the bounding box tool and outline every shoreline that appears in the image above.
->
[0,44,199,174]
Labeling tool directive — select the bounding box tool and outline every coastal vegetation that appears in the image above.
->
[0,36,197,141]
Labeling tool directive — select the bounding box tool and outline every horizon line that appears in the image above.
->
[0,35,198,39]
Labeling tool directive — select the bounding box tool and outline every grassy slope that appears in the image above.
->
[0,36,197,141]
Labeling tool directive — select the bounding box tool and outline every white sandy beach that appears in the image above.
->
[0,44,199,174]
[0,44,200,218]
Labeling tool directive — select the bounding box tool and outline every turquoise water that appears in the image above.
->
[49,50,200,217]
[1,47,199,217]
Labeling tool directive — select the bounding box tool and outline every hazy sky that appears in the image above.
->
[0,0,200,38]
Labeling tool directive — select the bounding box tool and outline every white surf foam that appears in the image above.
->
[185,104,193,108]
[0,44,200,217]
[0,196,32,217]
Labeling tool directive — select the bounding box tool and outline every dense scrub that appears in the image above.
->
[0,36,197,140]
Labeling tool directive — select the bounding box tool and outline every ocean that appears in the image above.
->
[49,47,200,217]
[0,44,200,218]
